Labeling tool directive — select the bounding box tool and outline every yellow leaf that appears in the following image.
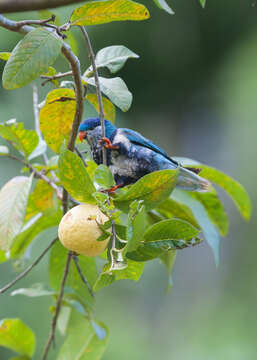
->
[70,0,150,26]
[26,180,54,220]
[40,88,76,153]
[86,94,116,123]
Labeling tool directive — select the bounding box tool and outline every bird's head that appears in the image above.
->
[78,117,116,141]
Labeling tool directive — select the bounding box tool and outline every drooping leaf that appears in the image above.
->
[3,28,62,90]
[160,250,176,292]
[70,0,150,26]
[125,201,146,253]
[152,0,174,14]
[79,321,109,360]
[0,52,11,61]
[49,241,98,309]
[94,164,115,189]
[94,259,144,291]
[26,180,54,220]
[182,163,251,221]
[58,149,96,203]
[57,306,72,336]
[11,283,55,297]
[0,318,35,357]
[86,94,116,123]
[189,188,229,236]
[11,209,61,258]
[173,189,220,266]
[85,76,132,112]
[200,0,206,8]
[114,169,179,212]
[86,45,139,75]
[0,176,32,251]
[0,122,39,158]
[40,88,76,153]
[0,145,9,155]
[157,198,200,229]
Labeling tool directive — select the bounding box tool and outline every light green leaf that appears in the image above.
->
[11,209,61,258]
[0,52,11,61]
[41,66,59,87]
[86,94,116,123]
[57,306,72,336]
[0,176,32,251]
[28,139,47,161]
[79,321,108,360]
[70,0,150,26]
[94,164,115,189]
[0,249,8,263]
[0,122,39,158]
[40,88,76,153]
[0,318,35,357]
[58,149,96,203]
[49,241,97,309]
[200,0,206,8]
[152,0,174,14]
[86,45,139,75]
[0,145,9,155]
[85,76,132,112]
[3,28,62,90]
[160,250,176,292]
[189,188,229,236]
[11,283,55,297]
[115,169,179,212]
[125,201,146,253]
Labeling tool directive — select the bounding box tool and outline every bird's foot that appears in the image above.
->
[98,137,119,150]
[100,183,124,194]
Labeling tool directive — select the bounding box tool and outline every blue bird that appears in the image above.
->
[78,117,210,192]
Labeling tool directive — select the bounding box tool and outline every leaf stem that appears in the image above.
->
[79,26,107,166]
[41,251,73,360]
[0,238,57,295]
[72,254,95,298]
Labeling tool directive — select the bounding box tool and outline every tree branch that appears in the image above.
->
[0,238,57,295]
[72,254,95,298]
[42,251,73,360]
[80,26,107,166]
[41,70,72,86]
[0,0,87,14]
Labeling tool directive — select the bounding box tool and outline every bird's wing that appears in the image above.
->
[120,128,178,165]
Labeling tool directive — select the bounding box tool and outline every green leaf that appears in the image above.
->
[200,0,206,8]
[0,249,8,263]
[189,188,229,236]
[0,176,32,251]
[173,189,220,266]
[0,52,11,61]
[125,201,146,253]
[0,122,39,158]
[10,356,30,360]
[86,45,139,75]
[185,164,251,221]
[157,198,200,229]
[70,0,150,26]
[85,76,132,112]
[86,94,116,123]
[152,0,174,14]
[40,88,76,153]
[160,250,176,292]
[49,241,98,309]
[26,179,54,220]
[0,145,9,155]
[3,28,62,90]
[11,209,61,258]
[28,139,47,161]
[41,66,59,87]
[57,310,108,360]
[0,318,35,357]
[57,306,72,336]
[11,283,55,297]
[94,164,115,189]
[58,149,96,203]
[94,259,144,291]
[114,169,179,212]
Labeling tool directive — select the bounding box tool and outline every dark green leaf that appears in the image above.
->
[0,318,35,357]
[94,164,115,189]
[115,169,179,212]
[0,176,32,251]
[3,28,62,89]
[58,149,96,203]
[152,0,174,14]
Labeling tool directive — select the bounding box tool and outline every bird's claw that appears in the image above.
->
[98,137,119,150]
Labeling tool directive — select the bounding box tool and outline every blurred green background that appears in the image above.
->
[0,0,257,359]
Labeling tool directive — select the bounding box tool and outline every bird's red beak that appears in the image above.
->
[79,131,87,142]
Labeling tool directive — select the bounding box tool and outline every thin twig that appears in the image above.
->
[41,251,73,360]
[75,146,87,167]
[41,70,73,86]
[16,15,56,28]
[0,238,57,295]
[72,254,95,298]
[80,26,107,166]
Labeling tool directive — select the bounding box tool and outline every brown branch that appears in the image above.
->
[0,0,87,14]
[41,70,72,86]
[0,238,57,295]
[80,26,107,166]
[72,254,95,298]
[41,251,73,360]
[15,14,55,28]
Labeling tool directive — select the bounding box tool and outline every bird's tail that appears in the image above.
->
[177,167,210,192]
